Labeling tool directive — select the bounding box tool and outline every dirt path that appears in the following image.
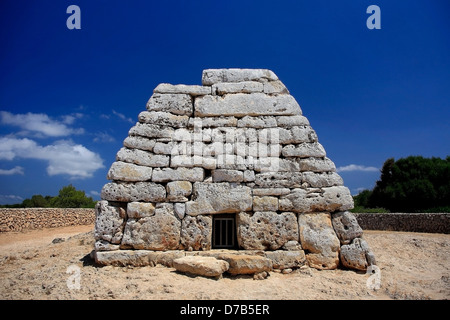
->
[0,226,448,300]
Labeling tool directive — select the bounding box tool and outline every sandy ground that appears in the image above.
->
[0,225,448,300]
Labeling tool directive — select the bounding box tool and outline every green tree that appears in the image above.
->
[50,184,96,208]
[369,156,450,212]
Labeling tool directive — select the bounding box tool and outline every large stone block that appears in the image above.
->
[185,183,252,216]
[298,213,340,270]
[302,172,343,188]
[264,250,306,270]
[128,123,174,139]
[279,186,353,213]
[106,161,152,182]
[94,200,126,244]
[237,211,299,250]
[166,181,192,202]
[252,196,278,212]
[146,93,193,116]
[94,250,185,267]
[212,169,244,182]
[202,68,279,85]
[123,135,156,151]
[173,256,229,278]
[116,147,169,167]
[101,182,166,202]
[340,238,376,271]
[138,111,189,128]
[127,202,156,218]
[255,172,303,188]
[195,93,302,117]
[180,215,212,251]
[212,81,264,95]
[276,115,309,127]
[121,203,181,250]
[331,211,363,244]
[297,157,336,172]
[152,167,204,182]
[281,142,326,158]
[153,83,212,96]
[218,254,272,275]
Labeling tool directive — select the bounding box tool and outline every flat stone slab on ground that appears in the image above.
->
[173,256,229,278]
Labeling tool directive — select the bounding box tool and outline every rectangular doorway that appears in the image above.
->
[212,215,237,249]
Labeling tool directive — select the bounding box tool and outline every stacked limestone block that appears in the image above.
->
[95,68,376,271]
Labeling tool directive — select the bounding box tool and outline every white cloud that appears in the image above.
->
[90,190,101,197]
[0,166,24,175]
[0,137,104,179]
[0,194,24,205]
[112,110,134,124]
[0,111,84,137]
[93,132,116,143]
[336,164,379,173]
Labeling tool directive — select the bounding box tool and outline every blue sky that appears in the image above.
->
[0,0,449,204]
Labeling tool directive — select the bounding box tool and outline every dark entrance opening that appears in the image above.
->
[212,214,237,249]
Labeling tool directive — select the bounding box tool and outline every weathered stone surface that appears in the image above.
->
[263,80,289,94]
[173,256,229,277]
[331,211,363,244]
[101,182,166,202]
[153,83,211,96]
[153,142,178,155]
[107,161,152,182]
[202,68,278,85]
[252,196,278,212]
[212,169,243,182]
[298,213,340,270]
[180,215,212,251]
[255,172,303,188]
[116,147,169,167]
[166,181,192,202]
[264,250,306,270]
[94,201,126,244]
[302,172,343,188]
[212,81,264,95]
[129,123,174,139]
[237,211,299,250]
[297,157,336,172]
[219,254,272,275]
[94,250,185,267]
[146,93,193,116]
[174,203,186,219]
[123,135,156,151]
[188,116,238,128]
[237,116,277,128]
[252,188,290,196]
[282,240,303,251]
[171,155,217,170]
[276,115,309,127]
[121,203,181,250]
[281,142,326,158]
[127,201,156,218]
[195,93,301,117]
[152,167,204,182]
[278,126,318,144]
[340,238,375,271]
[243,170,255,182]
[279,186,354,213]
[138,111,189,127]
[94,240,120,251]
[186,183,252,216]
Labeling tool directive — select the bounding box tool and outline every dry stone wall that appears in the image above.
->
[0,208,95,232]
[95,68,375,273]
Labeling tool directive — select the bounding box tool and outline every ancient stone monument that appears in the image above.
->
[94,68,376,277]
